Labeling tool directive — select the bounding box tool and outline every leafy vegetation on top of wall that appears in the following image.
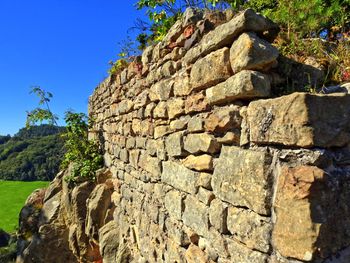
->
[109,0,350,89]
[0,125,65,181]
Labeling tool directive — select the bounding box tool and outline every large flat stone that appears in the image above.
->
[182,195,209,237]
[212,146,272,215]
[273,165,350,261]
[246,92,350,148]
[206,70,271,105]
[190,47,232,91]
[162,161,199,194]
[227,207,271,253]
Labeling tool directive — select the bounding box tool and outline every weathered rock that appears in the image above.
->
[165,190,184,220]
[190,47,232,91]
[165,132,185,157]
[182,154,213,171]
[85,183,113,242]
[227,207,271,253]
[19,224,77,263]
[182,195,209,236]
[225,237,269,263]
[205,105,242,133]
[99,221,130,263]
[247,92,350,148]
[185,244,213,263]
[188,116,204,132]
[206,70,271,105]
[183,9,279,64]
[185,91,209,114]
[184,133,220,154]
[212,146,272,215]
[209,199,228,234]
[139,154,162,179]
[149,78,174,101]
[162,161,199,194]
[230,32,279,73]
[197,187,215,205]
[167,97,185,119]
[173,74,191,96]
[153,101,168,119]
[273,165,350,261]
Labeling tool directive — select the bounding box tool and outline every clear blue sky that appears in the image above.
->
[0,0,146,135]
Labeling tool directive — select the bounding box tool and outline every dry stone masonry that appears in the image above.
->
[18,8,350,263]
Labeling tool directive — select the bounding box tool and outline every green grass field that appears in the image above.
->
[0,181,49,233]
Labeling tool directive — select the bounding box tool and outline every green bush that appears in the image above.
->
[61,112,103,184]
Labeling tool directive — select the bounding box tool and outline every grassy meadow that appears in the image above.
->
[0,180,49,233]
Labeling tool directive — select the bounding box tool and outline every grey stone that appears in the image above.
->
[190,47,232,91]
[227,207,271,253]
[230,32,279,73]
[182,195,209,237]
[165,132,185,157]
[165,190,184,220]
[206,70,271,105]
[184,133,221,154]
[209,199,228,234]
[247,92,350,148]
[162,161,199,194]
[212,146,272,215]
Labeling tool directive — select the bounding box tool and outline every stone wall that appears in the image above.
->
[87,8,350,263]
[19,8,350,263]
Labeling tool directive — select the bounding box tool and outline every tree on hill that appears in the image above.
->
[0,125,65,181]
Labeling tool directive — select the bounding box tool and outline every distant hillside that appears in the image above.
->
[0,125,65,181]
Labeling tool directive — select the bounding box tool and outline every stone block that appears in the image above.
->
[188,116,204,132]
[165,132,185,157]
[174,74,191,96]
[209,199,228,234]
[185,92,209,114]
[182,154,213,171]
[190,47,232,91]
[212,146,272,215]
[162,161,199,194]
[230,32,278,73]
[167,98,185,119]
[184,133,220,154]
[153,101,168,119]
[149,78,174,101]
[204,105,242,133]
[206,70,271,105]
[183,9,279,64]
[225,237,269,263]
[154,125,171,139]
[197,187,215,205]
[273,165,350,261]
[227,207,271,253]
[182,195,209,237]
[165,190,184,220]
[139,154,162,179]
[246,92,350,148]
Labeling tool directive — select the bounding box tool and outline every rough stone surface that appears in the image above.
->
[184,133,221,154]
[206,70,271,105]
[230,32,279,73]
[165,131,185,157]
[227,207,271,253]
[209,199,228,234]
[273,165,350,261]
[182,154,213,171]
[190,47,232,91]
[212,146,272,215]
[247,92,350,148]
[182,195,209,237]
